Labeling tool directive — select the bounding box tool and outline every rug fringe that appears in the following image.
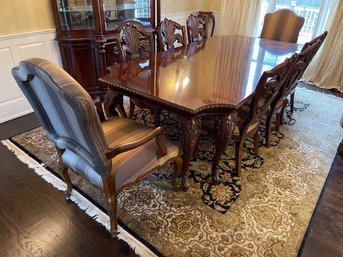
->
[1,139,157,257]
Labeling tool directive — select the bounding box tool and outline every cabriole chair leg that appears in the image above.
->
[235,136,245,177]
[253,130,259,156]
[290,92,295,113]
[102,178,118,238]
[62,168,73,199]
[129,99,135,119]
[56,147,73,199]
[172,155,183,190]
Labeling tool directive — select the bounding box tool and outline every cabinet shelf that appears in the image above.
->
[51,0,160,96]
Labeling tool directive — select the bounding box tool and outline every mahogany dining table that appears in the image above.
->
[98,35,301,190]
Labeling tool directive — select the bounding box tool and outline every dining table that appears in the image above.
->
[98,35,301,190]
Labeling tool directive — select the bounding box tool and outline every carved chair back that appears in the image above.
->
[260,9,305,43]
[280,40,321,101]
[186,14,209,43]
[244,56,295,131]
[198,11,215,37]
[115,20,154,62]
[158,18,187,51]
[302,31,328,51]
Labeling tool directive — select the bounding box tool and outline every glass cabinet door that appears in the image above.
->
[57,0,95,30]
[103,0,151,31]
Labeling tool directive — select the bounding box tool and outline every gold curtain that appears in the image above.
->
[218,0,261,36]
[303,0,343,92]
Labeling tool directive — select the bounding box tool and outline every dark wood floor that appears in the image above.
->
[0,85,342,257]
[0,115,138,257]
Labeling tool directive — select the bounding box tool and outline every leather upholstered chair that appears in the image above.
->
[158,18,187,51]
[260,9,305,43]
[186,14,209,43]
[114,20,161,126]
[12,58,182,238]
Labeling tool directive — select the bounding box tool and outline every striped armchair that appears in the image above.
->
[260,9,305,43]
[12,58,182,238]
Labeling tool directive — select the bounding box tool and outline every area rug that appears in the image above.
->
[2,87,343,257]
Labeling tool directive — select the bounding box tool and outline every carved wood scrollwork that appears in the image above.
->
[103,88,127,118]
[159,18,186,51]
[119,23,153,61]
[187,15,208,43]
[179,117,201,190]
[211,112,237,184]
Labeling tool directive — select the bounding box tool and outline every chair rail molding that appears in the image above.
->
[0,29,62,124]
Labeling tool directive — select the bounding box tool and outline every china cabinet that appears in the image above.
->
[51,0,160,97]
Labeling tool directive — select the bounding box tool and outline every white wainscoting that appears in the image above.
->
[0,30,61,124]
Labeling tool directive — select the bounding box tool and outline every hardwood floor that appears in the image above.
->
[0,115,138,257]
[0,84,342,257]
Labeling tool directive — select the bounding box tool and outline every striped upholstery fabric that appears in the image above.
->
[260,9,305,43]
[61,117,179,190]
[12,58,179,191]
[12,58,111,176]
[12,58,181,237]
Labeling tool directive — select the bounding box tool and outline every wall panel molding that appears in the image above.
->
[0,29,61,124]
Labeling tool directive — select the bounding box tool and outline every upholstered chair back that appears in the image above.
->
[260,9,305,43]
[12,58,111,177]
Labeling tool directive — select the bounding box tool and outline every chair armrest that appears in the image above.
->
[105,127,162,159]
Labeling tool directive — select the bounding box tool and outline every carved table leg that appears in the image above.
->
[103,88,127,118]
[179,117,201,191]
[211,112,236,184]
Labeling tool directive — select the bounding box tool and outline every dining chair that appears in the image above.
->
[186,14,209,43]
[260,9,305,43]
[289,31,328,113]
[233,56,295,176]
[198,11,215,37]
[12,58,182,238]
[158,18,187,51]
[114,20,161,126]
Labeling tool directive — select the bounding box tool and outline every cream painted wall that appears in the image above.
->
[200,0,221,12]
[0,0,55,36]
[0,0,220,36]
[161,0,202,15]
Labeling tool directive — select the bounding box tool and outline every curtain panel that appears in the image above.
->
[218,0,261,36]
[303,0,343,92]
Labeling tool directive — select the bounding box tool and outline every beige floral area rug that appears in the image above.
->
[2,87,343,257]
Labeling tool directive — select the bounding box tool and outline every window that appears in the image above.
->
[135,0,150,19]
[258,0,332,43]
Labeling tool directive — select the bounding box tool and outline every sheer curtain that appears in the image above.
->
[218,0,261,36]
[303,0,343,92]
